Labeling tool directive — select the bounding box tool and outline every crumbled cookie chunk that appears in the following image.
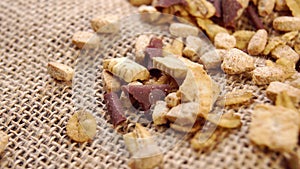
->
[124,123,163,169]
[200,50,223,69]
[221,48,255,74]
[247,29,268,55]
[103,58,150,82]
[214,32,236,50]
[135,35,152,63]
[138,5,160,22]
[249,104,299,153]
[266,81,300,104]
[169,23,199,37]
[165,102,198,125]
[152,101,169,125]
[0,131,9,154]
[185,0,216,19]
[217,89,253,106]
[129,0,152,6]
[252,66,286,85]
[90,15,119,33]
[72,31,100,49]
[273,16,300,31]
[203,110,242,129]
[286,0,300,17]
[233,30,255,50]
[258,0,275,16]
[183,36,204,61]
[66,111,97,143]
[196,18,228,40]
[165,92,180,108]
[271,45,300,63]
[48,62,74,81]
[102,70,121,92]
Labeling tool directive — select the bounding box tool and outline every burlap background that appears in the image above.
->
[0,0,292,168]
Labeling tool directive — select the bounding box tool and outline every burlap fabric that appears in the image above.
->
[0,0,293,168]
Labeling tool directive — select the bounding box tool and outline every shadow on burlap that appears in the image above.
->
[0,0,291,168]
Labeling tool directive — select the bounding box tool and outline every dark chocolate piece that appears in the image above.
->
[222,0,242,29]
[246,3,265,30]
[122,84,171,111]
[104,92,127,126]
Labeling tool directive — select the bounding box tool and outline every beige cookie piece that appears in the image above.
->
[214,32,236,50]
[203,110,242,129]
[123,123,163,169]
[191,130,222,150]
[138,5,160,22]
[48,62,74,81]
[233,30,255,50]
[152,101,169,125]
[258,0,275,16]
[183,36,204,61]
[286,0,300,17]
[247,29,268,55]
[266,81,300,104]
[275,0,289,11]
[66,111,97,143]
[165,92,180,108]
[185,0,216,18]
[273,16,300,31]
[72,31,100,49]
[90,15,119,33]
[249,104,299,153]
[200,50,222,69]
[196,18,228,40]
[169,23,199,37]
[252,66,286,85]
[152,55,188,79]
[129,0,152,6]
[135,35,152,63]
[102,70,121,92]
[178,58,213,116]
[217,89,253,106]
[165,102,198,125]
[271,45,300,63]
[0,131,9,154]
[221,48,255,75]
[103,57,150,82]
[170,121,202,133]
[163,38,184,56]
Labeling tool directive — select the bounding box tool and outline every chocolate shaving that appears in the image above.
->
[222,0,242,28]
[246,3,265,30]
[155,0,187,8]
[104,92,127,127]
[209,0,222,17]
[122,84,171,111]
[148,37,163,48]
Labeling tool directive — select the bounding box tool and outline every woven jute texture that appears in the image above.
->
[0,0,295,168]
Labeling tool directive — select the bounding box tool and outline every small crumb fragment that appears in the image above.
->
[135,35,152,63]
[48,62,74,81]
[217,89,253,106]
[166,102,198,125]
[273,16,300,31]
[183,36,203,61]
[123,123,163,169]
[286,0,300,17]
[90,15,119,33]
[66,111,97,143]
[129,0,152,6]
[152,101,169,125]
[203,110,242,128]
[0,131,9,154]
[271,45,300,63]
[233,30,255,50]
[258,0,275,16]
[200,50,222,69]
[249,104,299,153]
[103,58,150,82]
[247,29,268,55]
[163,38,184,56]
[170,121,201,133]
[102,70,121,92]
[72,31,100,49]
[252,66,286,85]
[165,92,180,108]
[185,0,216,19]
[196,18,228,40]
[221,48,255,74]
[152,55,188,79]
[169,23,199,37]
[138,5,160,22]
[266,81,300,104]
[191,130,220,150]
[214,32,236,50]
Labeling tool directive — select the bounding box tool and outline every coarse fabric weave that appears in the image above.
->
[0,0,293,168]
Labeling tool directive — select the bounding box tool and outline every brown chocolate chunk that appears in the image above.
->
[246,3,265,29]
[222,0,242,28]
[154,0,187,8]
[148,37,163,49]
[104,92,127,126]
[122,84,171,111]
